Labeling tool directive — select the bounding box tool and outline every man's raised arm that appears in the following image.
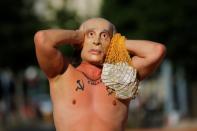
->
[125,40,166,80]
[34,29,84,79]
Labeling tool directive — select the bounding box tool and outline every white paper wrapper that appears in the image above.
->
[101,62,139,99]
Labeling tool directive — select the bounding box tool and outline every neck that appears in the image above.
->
[77,61,102,80]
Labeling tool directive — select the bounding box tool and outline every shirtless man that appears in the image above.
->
[34,18,166,131]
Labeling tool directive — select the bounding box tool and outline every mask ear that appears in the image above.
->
[112,24,117,35]
[74,29,85,49]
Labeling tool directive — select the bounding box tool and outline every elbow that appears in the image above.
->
[137,43,166,81]
[156,43,166,60]
[34,30,47,46]
[152,43,166,62]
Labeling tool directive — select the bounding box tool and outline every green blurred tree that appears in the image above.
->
[0,0,44,70]
[43,2,81,59]
[0,0,80,71]
[101,0,197,80]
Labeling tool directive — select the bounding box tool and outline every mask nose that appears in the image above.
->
[93,37,101,46]
[93,41,101,46]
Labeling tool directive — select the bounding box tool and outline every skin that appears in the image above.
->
[34,18,166,131]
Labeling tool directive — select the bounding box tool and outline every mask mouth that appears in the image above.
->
[89,49,102,55]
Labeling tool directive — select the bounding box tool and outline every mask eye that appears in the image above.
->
[87,31,95,38]
[101,32,109,39]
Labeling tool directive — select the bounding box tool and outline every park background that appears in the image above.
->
[0,0,197,130]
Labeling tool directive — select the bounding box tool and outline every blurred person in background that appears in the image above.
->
[0,69,16,125]
[21,66,52,121]
[21,66,39,120]
[34,17,166,131]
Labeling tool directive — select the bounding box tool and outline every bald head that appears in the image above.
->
[79,18,116,35]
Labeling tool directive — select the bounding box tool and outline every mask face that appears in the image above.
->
[80,19,113,65]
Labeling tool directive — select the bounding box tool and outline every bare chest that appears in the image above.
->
[50,71,130,113]
[50,74,125,107]
[49,70,130,130]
